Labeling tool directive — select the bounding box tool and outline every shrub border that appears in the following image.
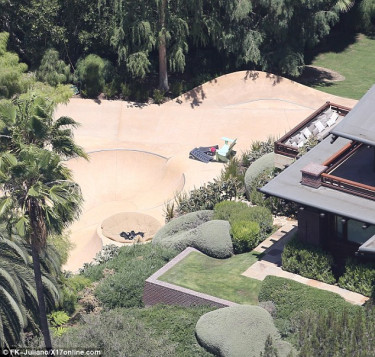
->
[143,247,238,308]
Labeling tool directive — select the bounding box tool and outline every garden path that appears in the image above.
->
[242,223,369,305]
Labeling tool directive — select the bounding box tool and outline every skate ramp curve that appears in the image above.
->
[65,149,185,271]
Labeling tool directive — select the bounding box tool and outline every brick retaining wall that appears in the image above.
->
[143,247,237,308]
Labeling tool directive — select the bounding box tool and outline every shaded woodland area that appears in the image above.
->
[1,0,375,100]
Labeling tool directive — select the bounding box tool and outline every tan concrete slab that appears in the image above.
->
[56,71,358,271]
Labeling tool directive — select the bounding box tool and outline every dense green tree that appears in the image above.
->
[358,0,375,32]
[255,0,341,76]
[0,1,65,65]
[0,93,86,352]
[0,32,29,98]
[76,54,112,97]
[37,49,71,87]
[1,0,357,89]
[100,0,190,91]
[59,0,113,65]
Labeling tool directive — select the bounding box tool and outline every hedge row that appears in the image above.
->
[282,236,375,297]
[338,259,375,297]
[281,236,336,284]
[258,276,358,322]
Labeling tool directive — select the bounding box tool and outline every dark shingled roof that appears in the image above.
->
[331,85,375,145]
[260,135,375,225]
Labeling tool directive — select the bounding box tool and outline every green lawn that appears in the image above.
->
[310,34,375,99]
[159,250,262,304]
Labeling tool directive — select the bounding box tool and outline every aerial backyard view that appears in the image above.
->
[1,1,375,356]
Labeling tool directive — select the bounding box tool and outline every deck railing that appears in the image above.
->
[320,141,375,200]
[274,102,351,158]
[321,173,375,200]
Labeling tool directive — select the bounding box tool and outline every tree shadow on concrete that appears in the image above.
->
[181,78,218,108]
[126,101,149,109]
[243,70,284,86]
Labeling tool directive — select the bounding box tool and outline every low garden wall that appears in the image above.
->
[143,247,237,308]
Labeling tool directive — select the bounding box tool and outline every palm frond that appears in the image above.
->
[0,237,29,264]
[0,286,26,342]
[53,116,80,129]
[0,267,24,303]
[42,276,60,311]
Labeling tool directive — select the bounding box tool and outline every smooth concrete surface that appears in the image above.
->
[57,71,357,271]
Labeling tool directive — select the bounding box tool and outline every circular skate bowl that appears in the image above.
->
[67,149,185,215]
[64,149,185,270]
[100,212,162,244]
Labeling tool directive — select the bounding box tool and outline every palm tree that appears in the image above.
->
[0,233,60,348]
[0,93,86,352]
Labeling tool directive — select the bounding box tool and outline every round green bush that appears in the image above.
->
[244,152,275,198]
[233,206,273,241]
[153,210,214,245]
[195,305,294,357]
[213,201,248,221]
[214,202,273,242]
[230,220,260,253]
[153,216,233,259]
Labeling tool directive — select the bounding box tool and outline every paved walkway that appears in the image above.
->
[242,221,369,306]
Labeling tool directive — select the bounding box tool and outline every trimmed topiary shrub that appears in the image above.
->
[214,202,273,242]
[195,305,294,357]
[154,216,233,259]
[338,259,375,297]
[244,152,275,198]
[282,236,335,284]
[230,220,260,253]
[153,210,214,244]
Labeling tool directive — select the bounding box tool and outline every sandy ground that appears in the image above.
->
[56,71,357,271]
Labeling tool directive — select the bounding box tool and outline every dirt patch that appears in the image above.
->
[298,65,345,85]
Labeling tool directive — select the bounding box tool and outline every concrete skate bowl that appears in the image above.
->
[64,149,185,270]
[100,212,162,244]
[67,149,185,214]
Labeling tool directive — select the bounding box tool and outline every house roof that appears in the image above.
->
[260,135,375,225]
[331,85,375,145]
[359,235,375,254]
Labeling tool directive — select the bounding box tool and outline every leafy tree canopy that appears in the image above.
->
[0,32,29,99]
